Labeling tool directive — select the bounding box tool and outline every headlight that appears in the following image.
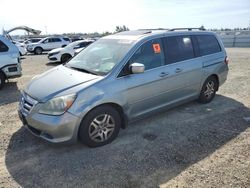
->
[50,51,60,56]
[38,94,76,115]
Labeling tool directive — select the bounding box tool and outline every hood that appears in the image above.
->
[25,65,100,102]
[49,47,63,54]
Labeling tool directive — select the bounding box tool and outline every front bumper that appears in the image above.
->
[18,93,81,143]
[48,53,61,62]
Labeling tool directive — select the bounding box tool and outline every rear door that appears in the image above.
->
[160,35,203,102]
[51,38,63,49]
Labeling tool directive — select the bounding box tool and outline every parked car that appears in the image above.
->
[13,41,27,56]
[0,35,22,89]
[19,28,229,147]
[48,39,94,63]
[24,38,42,45]
[26,36,71,55]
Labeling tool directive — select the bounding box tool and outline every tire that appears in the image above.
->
[0,72,6,90]
[198,76,218,104]
[61,54,72,63]
[79,105,121,147]
[34,47,43,55]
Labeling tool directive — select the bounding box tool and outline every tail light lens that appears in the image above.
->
[224,56,229,65]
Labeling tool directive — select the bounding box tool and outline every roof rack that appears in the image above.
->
[138,26,206,32]
[169,26,205,31]
[138,28,169,31]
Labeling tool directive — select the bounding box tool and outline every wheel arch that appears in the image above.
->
[208,74,219,91]
[61,53,72,63]
[0,69,6,79]
[77,102,127,136]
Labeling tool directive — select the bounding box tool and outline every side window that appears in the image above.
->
[80,42,88,48]
[164,36,194,64]
[196,35,221,56]
[63,38,70,42]
[43,39,49,43]
[129,38,165,71]
[0,40,9,52]
[48,38,53,43]
[52,38,62,42]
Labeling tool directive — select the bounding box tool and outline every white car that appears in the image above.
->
[0,35,22,89]
[48,40,94,63]
[13,41,27,56]
[27,36,71,55]
[22,38,42,47]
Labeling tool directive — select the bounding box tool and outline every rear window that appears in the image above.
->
[0,40,9,52]
[196,35,221,56]
[163,36,195,64]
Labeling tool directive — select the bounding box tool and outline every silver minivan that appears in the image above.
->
[19,28,229,147]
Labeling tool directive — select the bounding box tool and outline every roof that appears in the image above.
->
[103,27,212,41]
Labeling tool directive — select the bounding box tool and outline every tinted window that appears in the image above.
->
[31,39,41,43]
[52,38,62,42]
[79,42,92,48]
[164,36,194,64]
[63,38,70,41]
[129,38,165,70]
[196,35,221,56]
[0,40,9,52]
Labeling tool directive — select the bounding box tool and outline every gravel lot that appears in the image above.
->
[0,48,249,188]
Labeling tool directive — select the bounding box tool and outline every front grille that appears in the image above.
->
[20,92,38,116]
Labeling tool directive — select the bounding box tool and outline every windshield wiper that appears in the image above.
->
[65,65,99,75]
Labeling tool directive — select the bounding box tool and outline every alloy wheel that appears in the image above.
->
[88,114,115,142]
[204,81,215,99]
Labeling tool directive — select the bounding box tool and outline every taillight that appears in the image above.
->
[224,56,229,65]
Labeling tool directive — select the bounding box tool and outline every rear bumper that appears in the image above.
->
[1,63,22,78]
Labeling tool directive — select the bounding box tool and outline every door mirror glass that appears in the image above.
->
[130,63,145,74]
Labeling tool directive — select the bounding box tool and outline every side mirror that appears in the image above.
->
[130,63,145,74]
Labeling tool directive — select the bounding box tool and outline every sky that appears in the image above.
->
[0,0,249,35]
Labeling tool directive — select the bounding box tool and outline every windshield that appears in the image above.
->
[65,41,82,49]
[66,38,135,75]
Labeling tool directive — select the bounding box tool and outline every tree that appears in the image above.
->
[115,25,129,33]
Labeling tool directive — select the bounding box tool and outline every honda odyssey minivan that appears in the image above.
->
[19,28,229,147]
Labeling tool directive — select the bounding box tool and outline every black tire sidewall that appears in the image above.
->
[0,72,5,89]
[79,106,121,147]
[61,54,71,63]
[35,47,42,55]
[198,76,218,103]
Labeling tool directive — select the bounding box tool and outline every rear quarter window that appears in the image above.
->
[196,35,221,56]
[0,40,9,52]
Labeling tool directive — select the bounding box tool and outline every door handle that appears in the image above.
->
[175,68,183,73]
[159,72,169,77]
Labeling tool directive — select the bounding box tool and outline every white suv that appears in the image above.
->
[48,39,94,63]
[0,35,22,89]
[27,36,71,55]
[13,41,27,56]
